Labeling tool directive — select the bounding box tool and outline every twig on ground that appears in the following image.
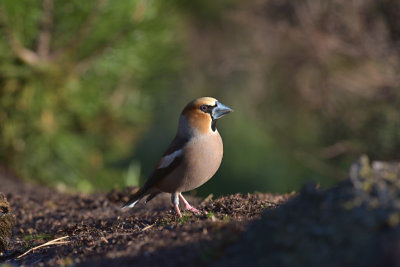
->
[142,224,154,231]
[17,236,69,259]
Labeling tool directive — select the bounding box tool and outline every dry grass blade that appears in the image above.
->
[17,236,69,258]
[142,224,154,231]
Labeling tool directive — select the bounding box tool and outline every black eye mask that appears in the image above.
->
[199,104,218,131]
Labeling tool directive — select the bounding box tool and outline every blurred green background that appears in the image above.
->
[1,0,400,195]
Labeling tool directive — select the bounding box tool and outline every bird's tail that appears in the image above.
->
[122,190,143,209]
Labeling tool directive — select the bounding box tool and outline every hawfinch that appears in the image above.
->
[122,97,233,217]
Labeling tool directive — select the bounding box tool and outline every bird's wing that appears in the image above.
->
[122,136,189,208]
[140,135,189,192]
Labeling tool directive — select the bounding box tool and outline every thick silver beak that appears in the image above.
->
[212,101,233,119]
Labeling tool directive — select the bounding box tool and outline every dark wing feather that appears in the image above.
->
[162,135,189,156]
[145,192,160,203]
[122,136,188,208]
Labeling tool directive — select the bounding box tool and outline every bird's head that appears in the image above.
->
[179,97,233,135]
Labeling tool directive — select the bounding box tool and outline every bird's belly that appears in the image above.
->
[183,154,222,191]
[157,157,222,193]
[156,134,223,193]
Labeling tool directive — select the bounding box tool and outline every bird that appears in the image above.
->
[122,97,233,217]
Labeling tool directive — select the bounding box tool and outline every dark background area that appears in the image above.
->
[1,0,400,196]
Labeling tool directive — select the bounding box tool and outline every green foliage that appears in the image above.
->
[0,0,183,191]
[178,213,191,224]
[22,233,52,242]
[206,212,215,219]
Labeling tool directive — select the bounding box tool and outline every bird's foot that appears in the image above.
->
[179,193,201,214]
[174,204,182,217]
[184,204,201,214]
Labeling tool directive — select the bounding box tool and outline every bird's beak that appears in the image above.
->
[212,101,233,119]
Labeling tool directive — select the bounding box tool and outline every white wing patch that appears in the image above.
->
[122,199,140,209]
[158,149,183,169]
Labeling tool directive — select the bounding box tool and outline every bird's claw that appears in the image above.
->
[184,205,201,214]
[174,204,182,217]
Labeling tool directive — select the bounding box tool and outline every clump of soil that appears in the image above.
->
[0,193,15,252]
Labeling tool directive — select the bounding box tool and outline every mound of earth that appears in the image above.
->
[216,156,400,266]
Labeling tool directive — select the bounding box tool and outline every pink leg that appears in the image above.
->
[179,193,200,214]
[174,204,182,217]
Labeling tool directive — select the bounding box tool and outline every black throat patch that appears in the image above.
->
[211,120,217,132]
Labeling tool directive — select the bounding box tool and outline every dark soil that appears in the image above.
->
[0,169,290,266]
[1,156,400,266]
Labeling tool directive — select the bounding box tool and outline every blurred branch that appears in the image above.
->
[319,140,359,159]
[9,37,40,66]
[37,0,54,59]
[0,5,40,66]
[51,0,108,61]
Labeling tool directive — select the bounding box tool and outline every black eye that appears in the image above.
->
[200,105,208,112]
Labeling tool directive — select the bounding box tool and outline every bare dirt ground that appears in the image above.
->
[1,157,400,267]
[0,169,289,266]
